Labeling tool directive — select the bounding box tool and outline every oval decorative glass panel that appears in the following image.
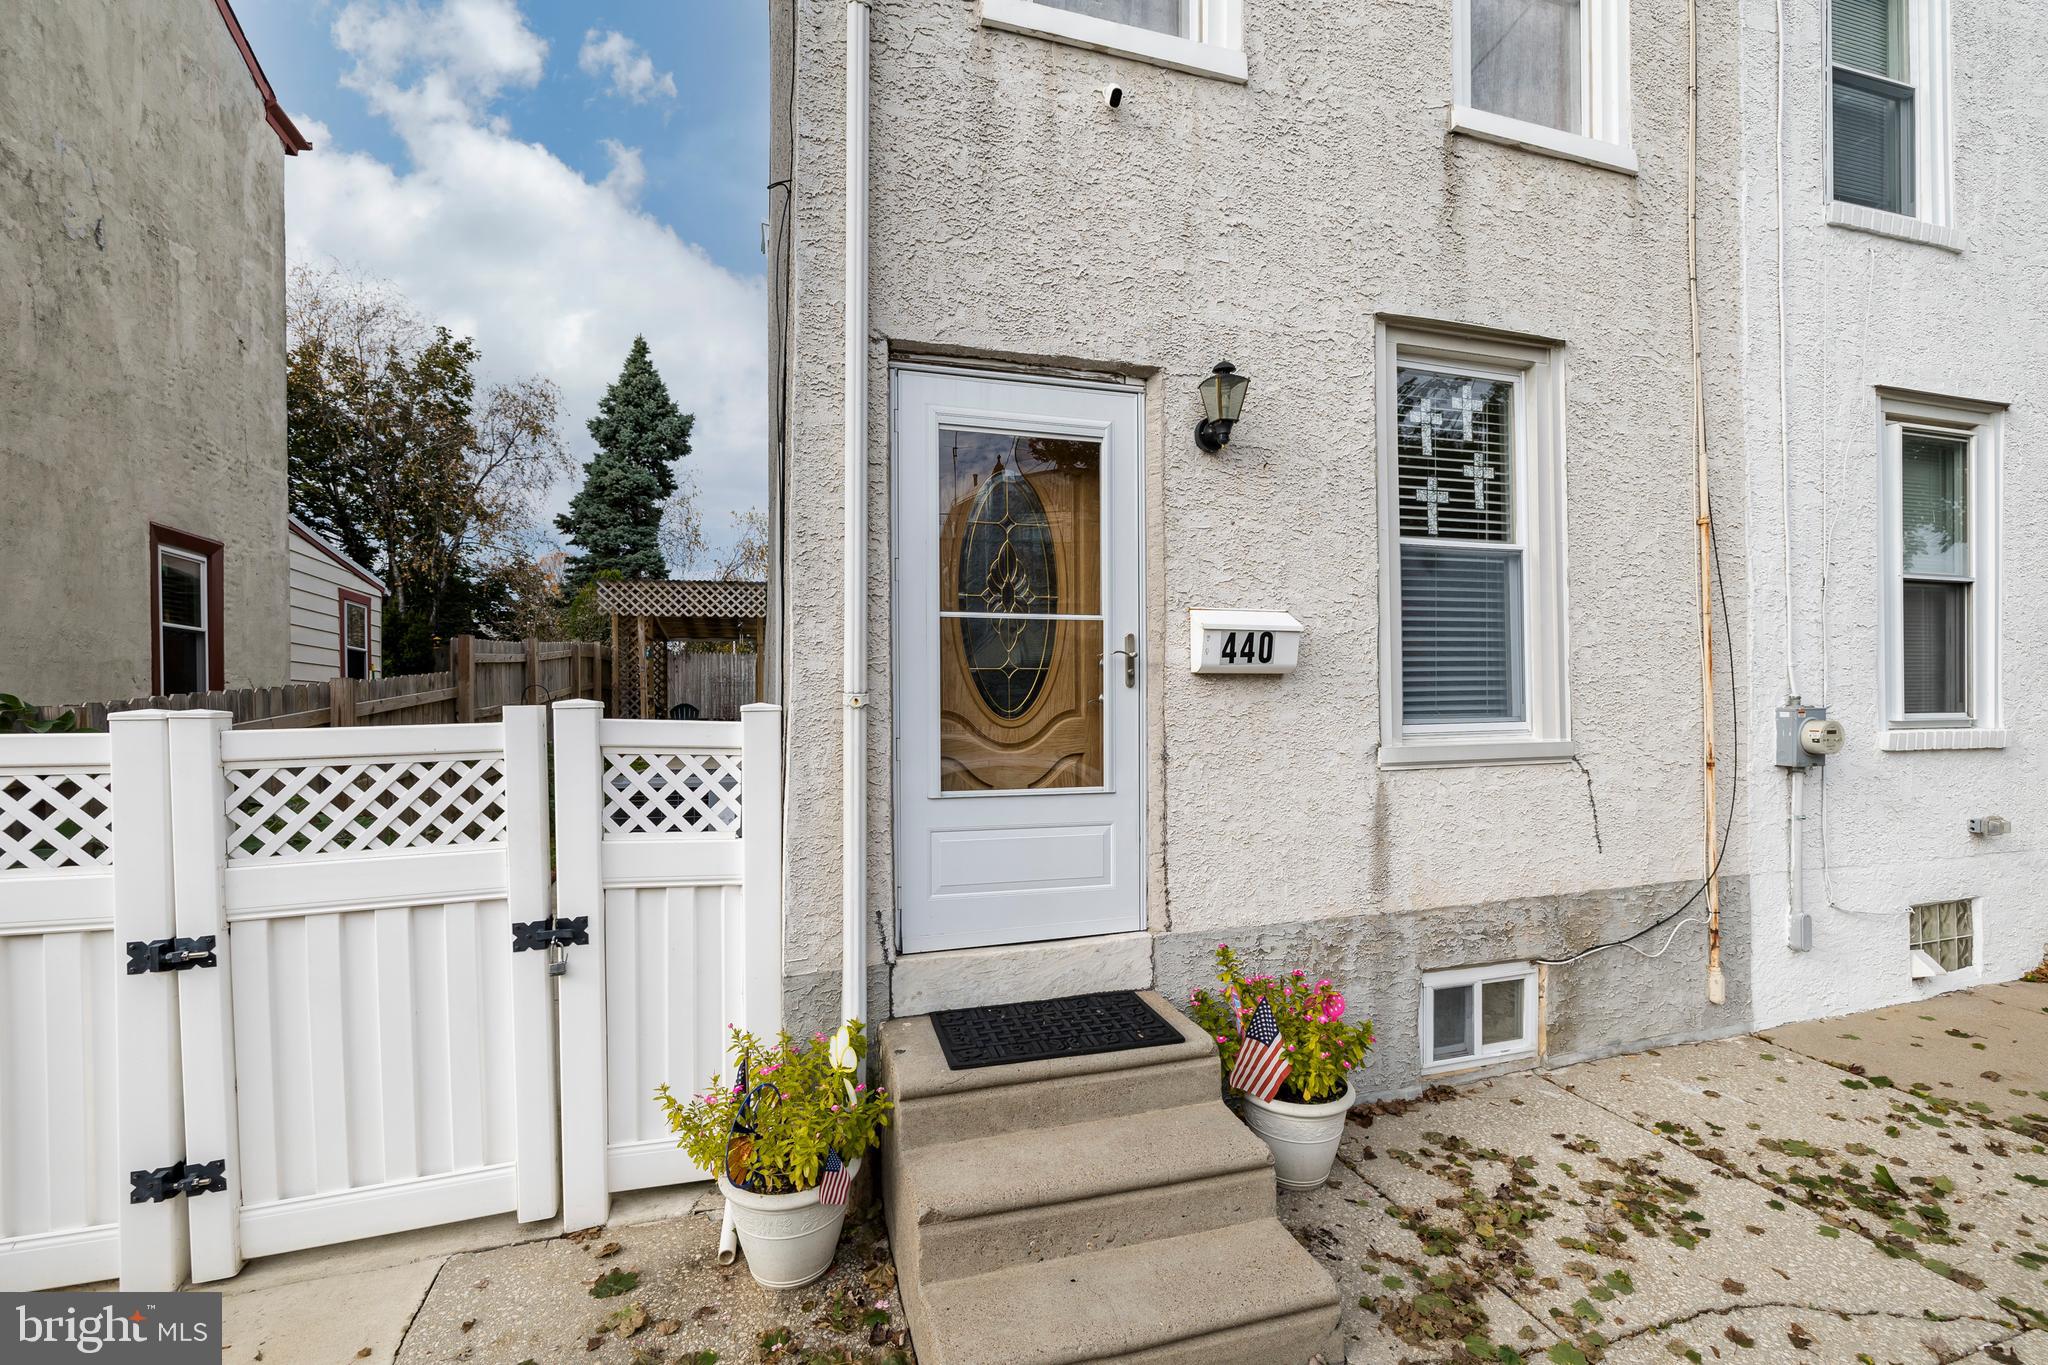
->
[957,460,1058,719]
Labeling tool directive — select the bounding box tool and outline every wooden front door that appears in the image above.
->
[892,369,1146,954]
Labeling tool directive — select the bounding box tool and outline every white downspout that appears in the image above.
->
[841,0,872,1031]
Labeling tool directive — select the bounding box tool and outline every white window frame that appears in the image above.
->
[979,0,1245,83]
[1824,0,1956,245]
[1420,962,1539,1075]
[1377,322,1573,768]
[1449,0,1635,174]
[1876,392,2002,751]
[157,544,211,693]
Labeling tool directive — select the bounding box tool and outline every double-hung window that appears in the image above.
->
[1451,0,1634,172]
[341,593,372,680]
[1827,0,1954,239]
[151,524,224,695]
[1378,325,1571,767]
[1878,394,2002,749]
[980,0,1245,82]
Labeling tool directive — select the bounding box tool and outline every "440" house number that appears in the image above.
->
[1188,609,1303,676]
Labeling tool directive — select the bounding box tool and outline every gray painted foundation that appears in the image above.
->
[782,876,1752,1099]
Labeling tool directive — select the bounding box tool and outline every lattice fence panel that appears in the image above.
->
[226,756,508,860]
[600,750,742,837]
[0,771,114,871]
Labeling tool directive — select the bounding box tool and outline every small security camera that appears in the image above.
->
[1096,84,1125,110]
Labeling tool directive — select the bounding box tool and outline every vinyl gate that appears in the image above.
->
[0,702,781,1291]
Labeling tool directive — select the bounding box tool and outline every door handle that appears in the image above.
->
[1110,634,1137,688]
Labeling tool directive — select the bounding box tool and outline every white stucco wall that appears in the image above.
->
[1739,1,2048,1027]
[0,2,291,703]
[774,0,1758,1073]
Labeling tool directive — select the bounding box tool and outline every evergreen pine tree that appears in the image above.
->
[558,337,695,589]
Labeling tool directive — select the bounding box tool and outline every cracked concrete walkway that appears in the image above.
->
[1280,980,2048,1365]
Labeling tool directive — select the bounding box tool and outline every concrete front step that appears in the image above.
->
[915,1220,1343,1365]
[898,1102,1279,1283]
[876,991,1341,1365]
[877,994,1222,1153]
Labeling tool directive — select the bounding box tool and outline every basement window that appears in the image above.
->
[1421,962,1538,1074]
[1909,898,1973,975]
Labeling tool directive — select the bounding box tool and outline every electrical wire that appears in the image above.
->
[1536,495,1739,967]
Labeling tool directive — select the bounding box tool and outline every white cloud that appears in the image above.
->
[288,4,765,570]
[598,138,646,204]
[577,28,677,105]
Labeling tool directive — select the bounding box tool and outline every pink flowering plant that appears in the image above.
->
[1188,944,1372,1104]
[656,1020,893,1195]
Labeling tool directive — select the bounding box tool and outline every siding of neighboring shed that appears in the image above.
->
[287,537,381,682]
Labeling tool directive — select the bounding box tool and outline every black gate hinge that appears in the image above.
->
[125,936,218,975]
[128,1158,228,1204]
[511,916,589,953]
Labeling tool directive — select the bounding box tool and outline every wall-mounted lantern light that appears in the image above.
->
[1195,361,1250,453]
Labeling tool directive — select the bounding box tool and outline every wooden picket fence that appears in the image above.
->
[666,648,758,721]
[27,638,611,732]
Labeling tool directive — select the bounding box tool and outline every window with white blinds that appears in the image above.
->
[1880,396,2001,741]
[1379,326,1571,767]
[1395,368,1524,724]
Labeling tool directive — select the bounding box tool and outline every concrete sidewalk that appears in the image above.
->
[216,1184,913,1365]
[1283,980,2048,1364]
[211,981,2045,1365]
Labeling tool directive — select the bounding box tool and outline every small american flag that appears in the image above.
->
[1227,998,1291,1102]
[818,1150,850,1206]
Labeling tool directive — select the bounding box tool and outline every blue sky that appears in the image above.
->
[234,0,770,567]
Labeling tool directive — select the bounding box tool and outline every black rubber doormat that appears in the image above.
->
[928,990,1181,1070]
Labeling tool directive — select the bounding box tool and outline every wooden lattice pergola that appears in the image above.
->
[598,579,768,719]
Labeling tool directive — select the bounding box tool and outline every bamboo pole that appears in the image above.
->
[1686,0,1726,1006]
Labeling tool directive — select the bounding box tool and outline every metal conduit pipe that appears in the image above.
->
[841,0,872,1034]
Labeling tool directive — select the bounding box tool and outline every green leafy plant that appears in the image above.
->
[1188,944,1373,1104]
[658,1021,894,1196]
[0,694,80,734]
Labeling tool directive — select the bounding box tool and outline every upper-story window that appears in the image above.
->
[1877,393,2003,751]
[1827,0,1955,243]
[980,0,1245,82]
[1450,0,1634,173]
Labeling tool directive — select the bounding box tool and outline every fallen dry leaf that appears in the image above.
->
[691,1305,719,1321]
[459,1319,475,1334]
[584,1335,604,1352]
[613,1303,649,1339]
[653,1320,681,1336]
[595,1241,623,1259]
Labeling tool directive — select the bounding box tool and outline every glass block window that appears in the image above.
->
[1910,898,1973,972]
[1831,0,1915,215]
[1396,368,1524,725]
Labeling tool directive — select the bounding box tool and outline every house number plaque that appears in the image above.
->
[1188,609,1303,676]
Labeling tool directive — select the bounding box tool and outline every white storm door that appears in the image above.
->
[893,369,1146,955]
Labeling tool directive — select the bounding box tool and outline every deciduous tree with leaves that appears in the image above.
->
[286,266,572,672]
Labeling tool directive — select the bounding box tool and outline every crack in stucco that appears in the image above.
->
[1570,757,1604,854]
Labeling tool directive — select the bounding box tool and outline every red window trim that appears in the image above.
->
[338,589,374,679]
[150,524,227,694]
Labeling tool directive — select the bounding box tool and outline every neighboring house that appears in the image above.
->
[288,515,385,682]
[767,0,2048,1076]
[0,0,307,703]
[1738,0,2048,1027]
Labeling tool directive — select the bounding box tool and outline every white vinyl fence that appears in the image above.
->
[0,702,782,1291]
[551,702,781,1232]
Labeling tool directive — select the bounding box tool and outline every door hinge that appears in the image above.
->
[125,936,218,975]
[128,1158,228,1205]
[513,915,589,977]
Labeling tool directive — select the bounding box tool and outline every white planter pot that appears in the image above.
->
[718,1157,861,1289]
[1240,1082,1353,1190]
